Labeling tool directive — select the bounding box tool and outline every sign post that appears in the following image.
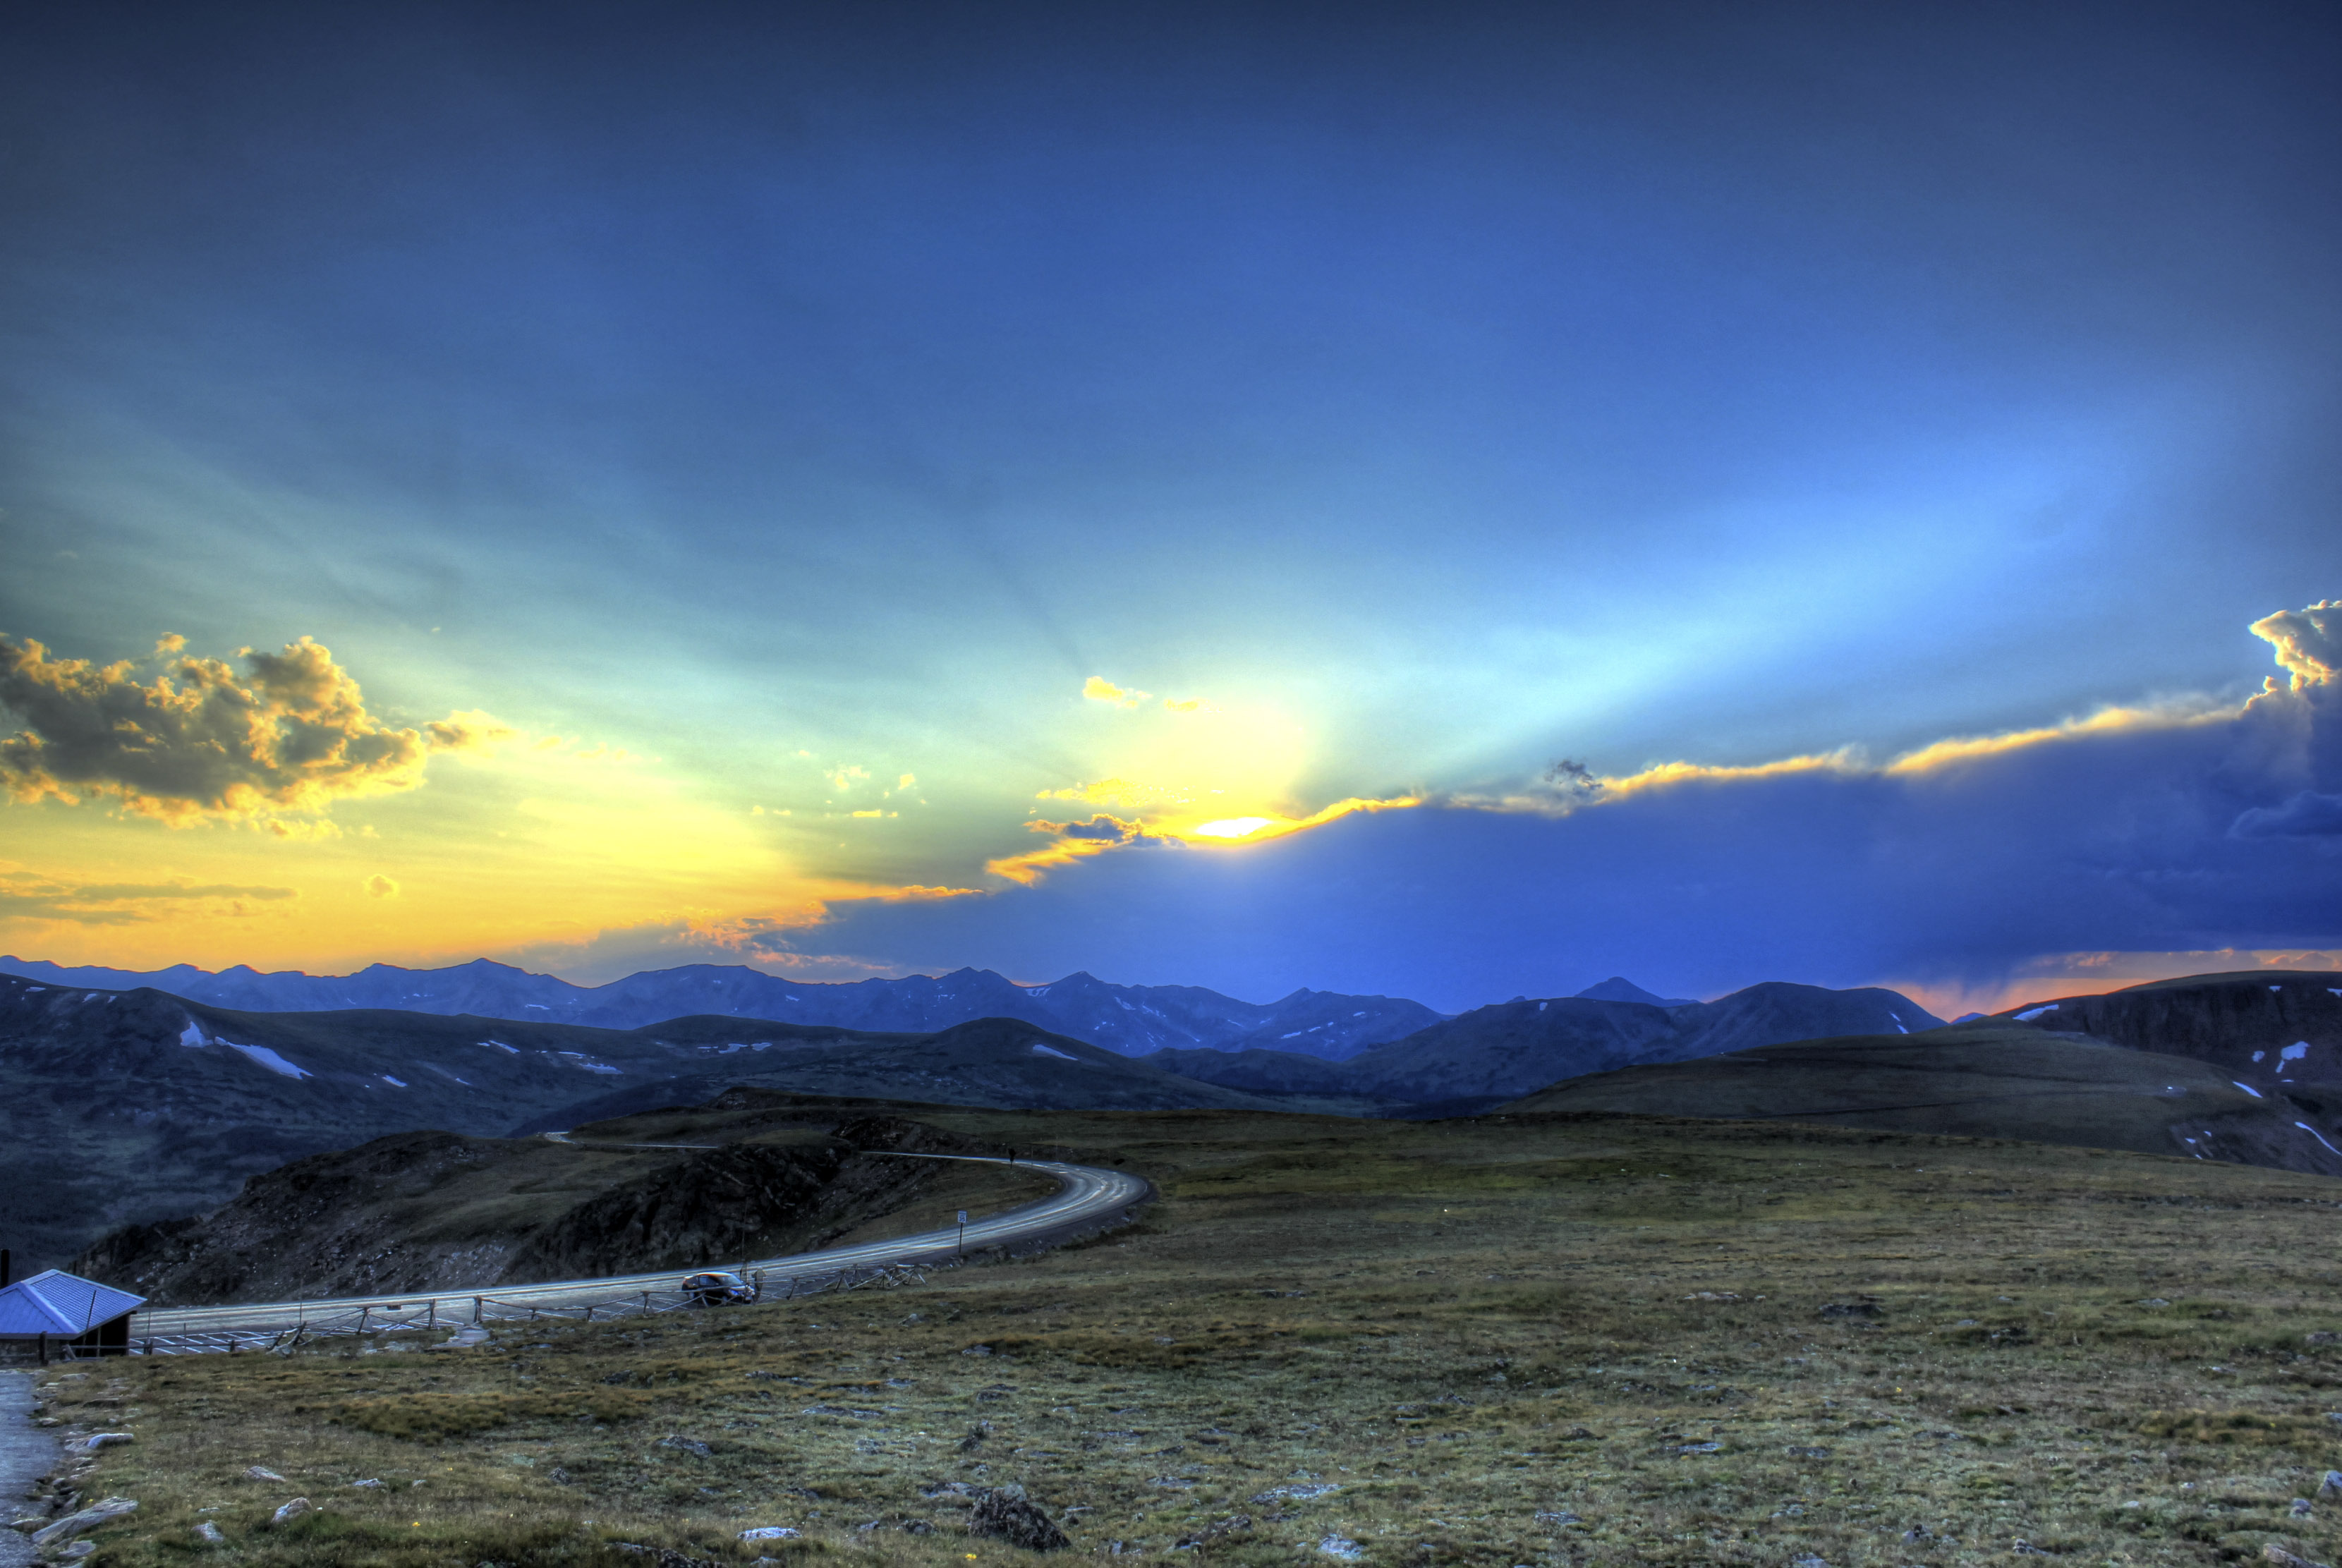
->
[957,1210,968,1256]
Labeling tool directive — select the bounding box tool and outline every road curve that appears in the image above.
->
[131,1152,1151,1340]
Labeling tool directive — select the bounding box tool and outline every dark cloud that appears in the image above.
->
[0,634,508,826]
[778,602,2342,1010]
[2233,791,2342,838]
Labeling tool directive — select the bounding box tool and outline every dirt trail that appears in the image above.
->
[0,1369,54,1565]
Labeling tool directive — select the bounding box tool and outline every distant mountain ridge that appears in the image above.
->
[1572,976,1698,1007]
[1150,980,1945,1114]
[0,956,1443,1062]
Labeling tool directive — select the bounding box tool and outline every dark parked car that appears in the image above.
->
[681,1270,758,1306]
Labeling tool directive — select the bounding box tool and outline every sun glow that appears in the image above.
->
[1191,817,1275,839]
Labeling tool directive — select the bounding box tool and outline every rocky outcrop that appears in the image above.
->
[503,1142,930,1280]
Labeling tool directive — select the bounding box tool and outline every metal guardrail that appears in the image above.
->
[123,1260,933,1356]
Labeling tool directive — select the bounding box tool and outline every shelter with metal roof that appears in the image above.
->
[0,1270,145,1360]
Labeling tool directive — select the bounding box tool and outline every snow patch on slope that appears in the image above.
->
[225,1042,313,1080]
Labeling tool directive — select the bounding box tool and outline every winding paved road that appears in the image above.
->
[129,1151,1149,1342]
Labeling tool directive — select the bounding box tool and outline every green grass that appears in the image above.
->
[35,1107,2342,1567]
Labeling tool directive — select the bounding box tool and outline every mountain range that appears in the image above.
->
[0,955,1445,1060]
[0,966,1940,1268]
[0,972,1302,1270]
[1146,980,1942,1114]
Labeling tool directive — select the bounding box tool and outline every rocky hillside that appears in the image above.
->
[1991,971,2342,1090]
[68,1102,1031,1304]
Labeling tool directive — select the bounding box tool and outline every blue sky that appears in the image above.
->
[1,1,2336,1012]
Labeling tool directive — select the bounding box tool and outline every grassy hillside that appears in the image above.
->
[40,1105,2342,1568]
[1496,1025,2342,1177]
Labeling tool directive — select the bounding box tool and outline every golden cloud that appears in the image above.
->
[1082,676,1151,708]
[1881,703,2233,775]
[1456,600,2339,816]
[0,634,506,827]
[2251,599,2341,691]
[0,869,299,927]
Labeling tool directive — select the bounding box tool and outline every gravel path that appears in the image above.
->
[0,1370,54,1565]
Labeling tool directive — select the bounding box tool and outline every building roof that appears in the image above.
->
[0,1270,147,1337]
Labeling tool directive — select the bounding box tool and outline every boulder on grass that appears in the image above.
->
[970,1485,1069,1550]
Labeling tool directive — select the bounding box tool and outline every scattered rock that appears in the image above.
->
[243,1466,284,1483]
[963,1344,994,1357]
[657,1435,714,1458]
[2295,1499,2316,1518]
[739,1526,802,1541]
[1174,1515,1251,1549]
[1789,1557,1830,1568]
[550,1466,572,1485]
[959,1422,992,1452]
[31,1497,138,1547]
[52,1543,97,1562]
[195,1520,226,1544]
[1533,1509,1582,1526]
[1673,1441,1722,1454]
[2264,1548,2331,1568]
[612,1545,717,1568]
[2013,1541,2055,1557]
[270,1497,313,1526]
[1785,1446,1831,1459]
[969,1484,1070,1550]
[2323,1471,2342,1497]
[77,1433,134,1453]
[2308,1331,2337,1344]
[1251,1483,1340,1503]
[351,1478,386,1489]
[1318,1535,1364,1561]
[1818,1301,1881,1319]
